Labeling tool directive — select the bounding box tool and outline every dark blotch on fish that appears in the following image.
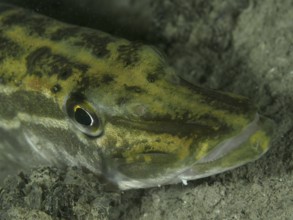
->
[117,42,142,67]
[26,46,89,80]
[54,65,72,80]
[147,73,157,83]
[124,84,144,93]
[77,76,96,91]
[2,10,51,36]
[0,32,23,61]
[50,27,80,41]
[26,46,50,76]
[101,74,114,84]
[74,32,114,58]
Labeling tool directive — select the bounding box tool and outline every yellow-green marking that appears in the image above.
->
[0,4,272,189]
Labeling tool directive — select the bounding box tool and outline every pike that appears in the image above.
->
[0,4,272,189]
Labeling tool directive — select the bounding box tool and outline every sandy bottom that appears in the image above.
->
[1,0,292,219]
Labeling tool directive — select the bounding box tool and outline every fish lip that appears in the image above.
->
[107,113,271,190]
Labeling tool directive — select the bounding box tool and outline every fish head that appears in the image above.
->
[63,43,272,189]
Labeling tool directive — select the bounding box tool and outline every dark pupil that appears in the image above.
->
[74,107,92,126]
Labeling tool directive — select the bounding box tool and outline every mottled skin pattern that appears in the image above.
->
[0,4,271,189]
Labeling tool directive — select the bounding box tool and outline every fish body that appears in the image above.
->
[0,4,271,189]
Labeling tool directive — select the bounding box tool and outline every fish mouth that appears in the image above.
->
[175,113,272,183]
[104,113,272,190]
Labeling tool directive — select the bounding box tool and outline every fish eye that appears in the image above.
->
[74,105,94,126]
[65,95,103,137]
